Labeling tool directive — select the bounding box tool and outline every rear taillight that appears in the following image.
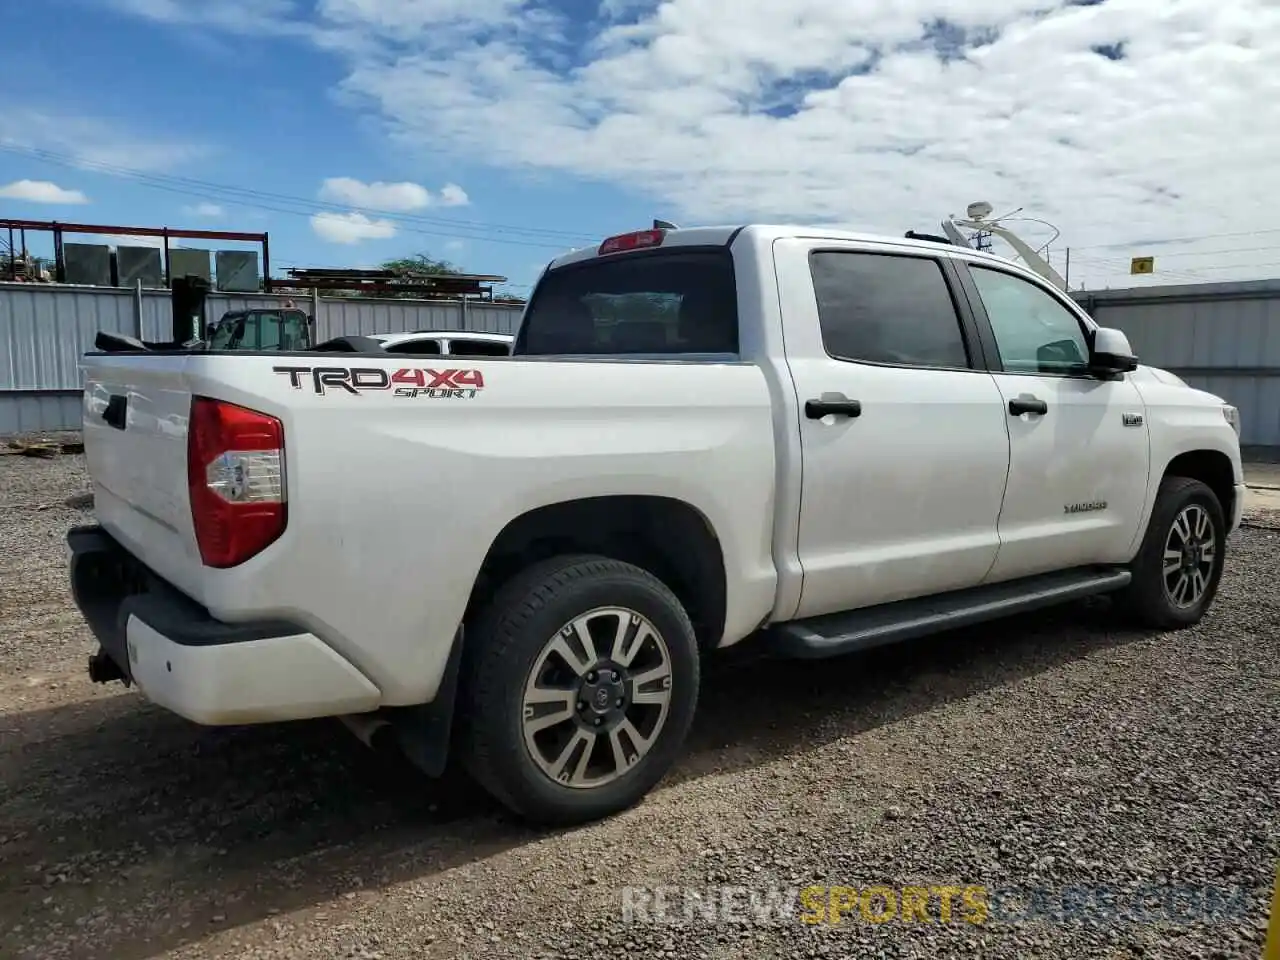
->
[598,229,665,255]
[187,396,286,568]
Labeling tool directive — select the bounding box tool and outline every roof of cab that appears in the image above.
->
[543,223,1024,273]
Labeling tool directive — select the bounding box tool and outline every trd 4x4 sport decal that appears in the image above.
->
[272,365,485,398]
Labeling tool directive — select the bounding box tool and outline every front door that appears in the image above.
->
[776,241,1013,619]
[956,261,1151,581]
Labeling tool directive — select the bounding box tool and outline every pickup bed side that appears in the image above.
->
[78,351,779,714]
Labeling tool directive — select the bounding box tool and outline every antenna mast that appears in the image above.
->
[942,202,1067,291]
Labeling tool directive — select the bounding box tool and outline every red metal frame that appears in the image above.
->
[0,217,272,291]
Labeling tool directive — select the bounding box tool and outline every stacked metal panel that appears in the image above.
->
[215,250,260,292]
[115,246,164,288]
[63,243,112,285]
[169,248,212,282]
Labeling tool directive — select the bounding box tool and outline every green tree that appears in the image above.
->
[381,253,462,275]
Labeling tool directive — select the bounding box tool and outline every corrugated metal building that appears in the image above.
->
[1073,279,1280,456]
[0,283,525,433]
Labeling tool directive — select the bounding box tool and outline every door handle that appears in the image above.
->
[1008,396,1047,417]
[103,394,128,430]
[805,397,862,419]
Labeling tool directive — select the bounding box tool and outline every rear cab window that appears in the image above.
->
[515,248,739,356]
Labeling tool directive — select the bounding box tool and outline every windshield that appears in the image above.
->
[206,317,244,350]
[206,311,309,350]
[515,248,738,355]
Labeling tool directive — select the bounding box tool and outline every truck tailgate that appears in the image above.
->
[82,353,203,594]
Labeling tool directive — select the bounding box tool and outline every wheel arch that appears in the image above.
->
[1162,449,1236,522]
[466,494,728,652]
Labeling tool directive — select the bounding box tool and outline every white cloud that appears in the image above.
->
[0,179,89,204]
[317,176,470,211]
[110,0,1280,288]
[311,210,397,243]
[319,176,431,211]
[438,183,469,207]
[184,202,225,217]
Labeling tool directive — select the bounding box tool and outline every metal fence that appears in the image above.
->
[1072,279,1280,454]
[0,282,525,433]
[5,277,1280,451]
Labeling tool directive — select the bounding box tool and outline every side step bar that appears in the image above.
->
[769,567,1132,660]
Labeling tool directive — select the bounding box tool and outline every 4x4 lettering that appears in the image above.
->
[392,368,426,387]
[425,369,486,389]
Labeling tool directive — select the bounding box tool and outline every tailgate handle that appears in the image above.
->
[103,394,128,430]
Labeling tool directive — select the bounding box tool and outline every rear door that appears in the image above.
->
[951,259,1150,579]
[773,239,1013,618]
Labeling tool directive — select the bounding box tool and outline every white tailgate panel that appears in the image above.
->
[83,356,199,582]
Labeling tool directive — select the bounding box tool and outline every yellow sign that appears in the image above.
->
[1131,256,1155,275]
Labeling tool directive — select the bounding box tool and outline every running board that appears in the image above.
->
[769,567,1132,660]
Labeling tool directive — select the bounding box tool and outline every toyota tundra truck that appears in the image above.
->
[68,224,1246,825]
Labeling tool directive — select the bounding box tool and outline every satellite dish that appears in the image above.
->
[966,201,994,221]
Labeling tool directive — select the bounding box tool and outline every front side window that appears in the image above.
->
[967,266,1090,374]
[809,251,971,368]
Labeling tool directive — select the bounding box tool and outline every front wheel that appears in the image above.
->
[459,555,699,826]
[1118,476,1226,629]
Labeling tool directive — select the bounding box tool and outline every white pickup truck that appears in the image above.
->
[69,225,1245,825]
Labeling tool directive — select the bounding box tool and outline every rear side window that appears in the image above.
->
[516,249,739,355]
[809,252,971,368]
[384,338,442,355]
[448,339,511,357]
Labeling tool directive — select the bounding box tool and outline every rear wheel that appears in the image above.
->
[1118,476,1226,629]
[459,555,699,826]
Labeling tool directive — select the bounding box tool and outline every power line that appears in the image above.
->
[0,143,599,250]
[1067,227,1280,253]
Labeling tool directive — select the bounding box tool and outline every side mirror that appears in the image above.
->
[1090,326,1138,375]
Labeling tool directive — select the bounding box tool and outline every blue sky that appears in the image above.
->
[0,0,661,295]
[1,0,1278,293]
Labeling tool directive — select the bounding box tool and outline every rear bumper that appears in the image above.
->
[67,525,380,724]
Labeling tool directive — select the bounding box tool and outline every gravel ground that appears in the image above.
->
[1,448,1277,960]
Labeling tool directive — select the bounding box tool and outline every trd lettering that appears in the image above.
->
[313,367,359,395]
[273,364,485,398]
[350,368,391,390]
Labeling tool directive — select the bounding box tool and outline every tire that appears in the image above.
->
[458,554,700,826]
[1117,476,1226,629]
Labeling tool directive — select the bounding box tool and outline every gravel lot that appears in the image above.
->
[1,448,1277,960]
